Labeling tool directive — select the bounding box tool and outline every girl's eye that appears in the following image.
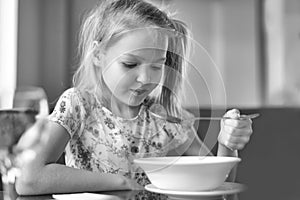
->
[151,64,163,70]
[122,62,138,68]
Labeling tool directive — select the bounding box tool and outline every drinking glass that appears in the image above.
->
[0,86,49,200]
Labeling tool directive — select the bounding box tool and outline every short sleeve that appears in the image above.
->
[48,88,86,138]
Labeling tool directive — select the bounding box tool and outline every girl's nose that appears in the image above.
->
[136,67,151,84]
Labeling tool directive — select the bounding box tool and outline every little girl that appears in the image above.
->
[15,0,253,195]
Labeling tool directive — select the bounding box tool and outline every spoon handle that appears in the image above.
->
[193,113,260,121]
[160,112,260,123]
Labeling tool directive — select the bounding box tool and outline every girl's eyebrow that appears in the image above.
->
[123,53,166,63]
[155,57,167,63]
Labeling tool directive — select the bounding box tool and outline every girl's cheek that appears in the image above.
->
[152,77,161,85]
[152,71,163,83]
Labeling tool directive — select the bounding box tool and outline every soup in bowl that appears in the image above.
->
[134,156,241,191]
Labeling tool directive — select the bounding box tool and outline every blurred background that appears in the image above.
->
[1,0,300,108]
[0,0,299,199]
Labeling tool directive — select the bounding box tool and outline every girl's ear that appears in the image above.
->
[92,41,105,67]
[93,53,105,67]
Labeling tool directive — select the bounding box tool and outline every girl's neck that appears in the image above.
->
[95,80,142,119]
[95,88,141,119]
[110,98,141,119]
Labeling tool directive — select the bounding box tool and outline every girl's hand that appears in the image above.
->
[217,109,253,151]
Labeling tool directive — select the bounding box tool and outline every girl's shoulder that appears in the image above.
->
[60,87,92,104]
[57,87,93,112]
[59,87,81,99]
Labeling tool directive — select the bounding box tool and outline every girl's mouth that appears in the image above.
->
[131,89,147,96]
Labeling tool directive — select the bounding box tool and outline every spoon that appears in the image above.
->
[149,104,260,124]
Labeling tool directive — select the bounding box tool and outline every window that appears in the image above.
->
[0,0,18,108]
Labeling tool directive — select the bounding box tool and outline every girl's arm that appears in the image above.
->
[216,143,238,182]
[15,121,142,195]
[177,127,238,182]
[181,127,238,157]
[182,109,253,182]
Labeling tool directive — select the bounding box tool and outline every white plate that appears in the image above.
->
[145,182,247,200]
[52,193,118,200]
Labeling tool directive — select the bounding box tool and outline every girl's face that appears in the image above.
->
[101,29,168,107]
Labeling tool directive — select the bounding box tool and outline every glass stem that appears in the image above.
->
[1,168,18,200]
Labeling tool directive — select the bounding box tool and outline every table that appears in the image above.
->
[1,176,241,200]
[1,190,240,200]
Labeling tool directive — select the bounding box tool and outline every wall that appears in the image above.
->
[265,0,300,106]
[17,0,69,107]
[17,0,262,109]
[168,0,261,108]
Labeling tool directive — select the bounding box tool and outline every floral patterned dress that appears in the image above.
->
[49,88,193,187]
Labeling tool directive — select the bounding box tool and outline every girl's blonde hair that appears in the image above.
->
[73,0,191,117]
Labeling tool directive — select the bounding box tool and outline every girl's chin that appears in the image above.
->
[127,100,145,107]
[126,96,147,106]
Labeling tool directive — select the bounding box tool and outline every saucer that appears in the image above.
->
[145,182,247,200]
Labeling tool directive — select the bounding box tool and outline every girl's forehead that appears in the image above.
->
[106,29,168,57]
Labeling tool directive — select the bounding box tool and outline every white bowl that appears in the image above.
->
[134,156,241,191]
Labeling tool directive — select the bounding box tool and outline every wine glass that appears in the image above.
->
[0,86,49,200]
